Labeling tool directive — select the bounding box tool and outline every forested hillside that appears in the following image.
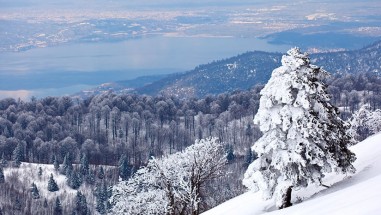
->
[135,40,381,98]
[1,70,381,214]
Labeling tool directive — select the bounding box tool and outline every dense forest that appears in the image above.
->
[1,72,381,214]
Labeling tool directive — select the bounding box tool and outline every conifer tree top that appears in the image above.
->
[281,47,310,69]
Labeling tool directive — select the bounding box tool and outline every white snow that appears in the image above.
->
[4,163,77,200]
[203,132,381,215]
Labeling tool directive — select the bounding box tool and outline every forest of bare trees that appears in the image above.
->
[0,72,381,214]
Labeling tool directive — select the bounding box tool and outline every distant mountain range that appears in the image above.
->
[76,40,381,98]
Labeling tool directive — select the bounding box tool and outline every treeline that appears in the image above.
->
[1,72,380,167]
[327,72,381,117]
[0,85,262,168]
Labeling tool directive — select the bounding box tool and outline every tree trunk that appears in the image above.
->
[279,186,293,209]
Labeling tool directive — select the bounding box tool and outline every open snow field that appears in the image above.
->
[203,132,381,215]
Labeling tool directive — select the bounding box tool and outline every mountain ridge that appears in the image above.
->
[77,40,381,98]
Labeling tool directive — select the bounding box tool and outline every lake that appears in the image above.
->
[0,36,290,99]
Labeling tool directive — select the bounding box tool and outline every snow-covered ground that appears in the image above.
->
[4,163,78,199]
[203,132,381,215]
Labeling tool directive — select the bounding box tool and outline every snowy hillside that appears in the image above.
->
[1,163,117,214]
[203,132,381,215]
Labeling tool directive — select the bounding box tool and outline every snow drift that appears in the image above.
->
[203,132,381,215]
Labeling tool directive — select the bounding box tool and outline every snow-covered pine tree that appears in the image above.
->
[48,174,59,192]
[30,182,40,199]
[242,48,356,209]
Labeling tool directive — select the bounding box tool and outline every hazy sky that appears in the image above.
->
[0,0,259,9]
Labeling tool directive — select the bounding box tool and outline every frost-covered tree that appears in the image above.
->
[110,137,227,215]
[243,48,356,209]
[48,174,59,192]
[347,105,381,141]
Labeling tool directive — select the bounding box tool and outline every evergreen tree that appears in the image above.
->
[48,174,59,192]
[85,169,95,185]
[96,182,110,214]
[118,154,131,181]
[97,166,105,180]
[30,182,40,199]
[244,148,253,167]
[95,183,105,214]
[80,153,89,176]
[54,197,63,215]
[68,170,82,189]
[0,167,4,183]
[226,144,235,163]
[53,155,60,172]
[243,48,356,209]
[43,198,48,208]
[61,153,72,175]
[12,142,23,167]
[75,191,88,215]
[0,153,7,167]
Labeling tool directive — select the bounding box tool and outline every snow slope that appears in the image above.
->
[203,132,381,215]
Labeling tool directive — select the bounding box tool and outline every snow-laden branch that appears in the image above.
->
[110,137,227,215]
